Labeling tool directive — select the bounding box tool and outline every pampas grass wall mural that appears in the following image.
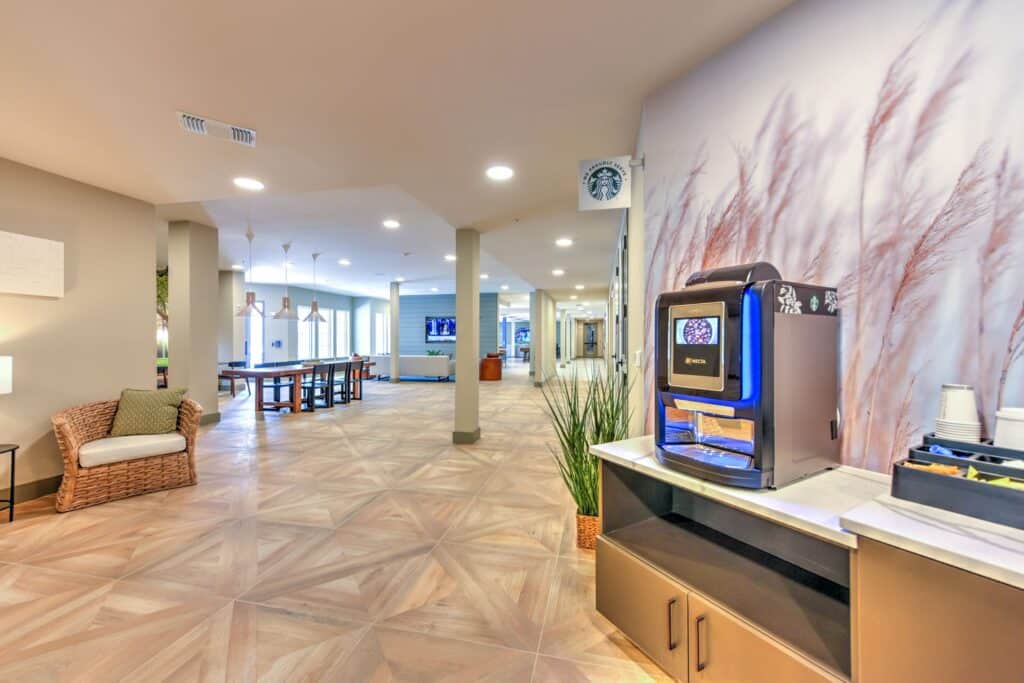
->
[640,0,1024,473]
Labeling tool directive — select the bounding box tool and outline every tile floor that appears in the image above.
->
[0,362,668,681]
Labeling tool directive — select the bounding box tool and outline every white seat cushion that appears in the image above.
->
[79,433,187,468]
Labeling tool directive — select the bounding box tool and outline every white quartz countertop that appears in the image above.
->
[592,437,1024,589]
[591,436,889,548]
[840,495,1024,590]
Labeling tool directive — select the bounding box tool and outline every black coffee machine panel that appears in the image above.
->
[655,262,840,488]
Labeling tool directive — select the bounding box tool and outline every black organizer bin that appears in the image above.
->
[891,435,1024,531]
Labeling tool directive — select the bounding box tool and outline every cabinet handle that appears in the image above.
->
[696,615,708,671]
[667,598,678,651]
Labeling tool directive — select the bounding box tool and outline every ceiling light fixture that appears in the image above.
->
[235,220,263,318]
[303,253,327,325]
[500,284,509,290]
[570,295,578,300]
[431,287,439,292]
[555,237,573,247]
[273,243,299,320]
[551,268,565,276]
[574,284,585,290]
[231,264,244,271]
[444,254,457,262]
[233,177,265,191]
[395,276,405,283]
[480,273,489,280]
[485,165,515,181]
[382,219,401,229]
[338,258,351,266]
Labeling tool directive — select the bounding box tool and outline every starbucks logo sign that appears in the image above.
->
[579,156,631,210]
[587,165,623,201]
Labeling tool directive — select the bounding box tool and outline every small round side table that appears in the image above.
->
[0,444,17,523]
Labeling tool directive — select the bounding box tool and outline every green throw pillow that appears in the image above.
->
[110,388,187,436]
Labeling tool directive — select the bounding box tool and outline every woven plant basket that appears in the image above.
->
[576,513,600,550]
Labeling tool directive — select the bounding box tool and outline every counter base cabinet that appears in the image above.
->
[687,594,841,683]
[596,536,688,680]
[855,538,1024,683]
[597,536,843,683]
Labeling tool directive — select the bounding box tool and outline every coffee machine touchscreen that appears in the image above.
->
[673,316,721,378]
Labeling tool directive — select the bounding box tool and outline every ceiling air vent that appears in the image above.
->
[177,111,256,148]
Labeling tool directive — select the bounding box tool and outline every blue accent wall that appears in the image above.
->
[399,293,498,357]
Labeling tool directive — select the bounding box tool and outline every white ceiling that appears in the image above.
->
[158,187,533,298]
[1,0,791,299]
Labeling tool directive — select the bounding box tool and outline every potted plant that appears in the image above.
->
[542,369,631,550]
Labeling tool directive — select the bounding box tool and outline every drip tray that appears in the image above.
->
[661,443,753,470]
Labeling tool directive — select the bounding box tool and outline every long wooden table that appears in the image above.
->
[221,360,377,412]
[221,365,308,413]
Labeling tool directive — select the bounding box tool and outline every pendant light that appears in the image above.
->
[235,220,262,317]
[273,242,299,320]
[303,252,327,323]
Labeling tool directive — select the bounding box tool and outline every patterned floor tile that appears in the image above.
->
[343,626,535,682]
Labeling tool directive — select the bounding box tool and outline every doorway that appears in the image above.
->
[575,318,604,359]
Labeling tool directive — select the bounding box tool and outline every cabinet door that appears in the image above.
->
[687,594,841,683]
[596,536,688,681]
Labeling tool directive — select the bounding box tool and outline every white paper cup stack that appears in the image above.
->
[935,384,981,442]
[994,407,1024,451]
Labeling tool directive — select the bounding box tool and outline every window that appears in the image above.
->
[336,309,351,357]
[318,307,334,359]
[297,305,314,359]
[247,301,265,366]
[374,311,390,354]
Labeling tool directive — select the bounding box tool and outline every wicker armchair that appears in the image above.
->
[51,398,202,512]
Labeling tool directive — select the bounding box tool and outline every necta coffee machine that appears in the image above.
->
[655,262,840,488]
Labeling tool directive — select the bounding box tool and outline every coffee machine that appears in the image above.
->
[655,262,840,488]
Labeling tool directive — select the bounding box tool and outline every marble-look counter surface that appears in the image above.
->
[591,436,889,548]
[840,494,1024,590]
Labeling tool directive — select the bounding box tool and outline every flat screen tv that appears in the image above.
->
[426,316,456,343]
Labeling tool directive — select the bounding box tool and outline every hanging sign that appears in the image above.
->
[578,156,632,211]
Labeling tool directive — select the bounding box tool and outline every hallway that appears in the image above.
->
[0,364,664,681]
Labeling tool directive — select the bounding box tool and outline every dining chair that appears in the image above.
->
[349,359,364,401]
[301,363,333,411]
[331,361,352,405]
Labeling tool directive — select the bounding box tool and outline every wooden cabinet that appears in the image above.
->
[854,538,1024,683]
[687,594,841,683]
[596,536,689,680]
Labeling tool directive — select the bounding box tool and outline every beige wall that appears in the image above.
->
[0,157,156,493]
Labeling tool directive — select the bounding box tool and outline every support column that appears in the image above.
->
[561,313,569,368]
[453,228,480,444]
[627,157,646,437]
[217,270,245,362]
[389,281,401,383]
[168,221,220,424]
[530,291,542,386]
[543,291,557,381]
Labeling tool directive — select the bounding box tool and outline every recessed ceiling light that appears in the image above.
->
[382,219,401,229]
[574,284,585,290]
[395,276,405,282]
[444,254,457,262]
[570,295,578,300]
[555,237,573,247]
[551,268,565,277]
[431,287,439,292]
[485,165,515,181]
[500,284,509,290]
[338,258,351,266]
[480,273,489,280]
[233,177,265,191]
[231,264,244,270]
